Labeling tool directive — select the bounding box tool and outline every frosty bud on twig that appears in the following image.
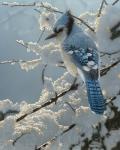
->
[19,59,41,72]
[39,12,56,30]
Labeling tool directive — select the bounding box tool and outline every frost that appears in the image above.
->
[39,2,58,11]
[53,72,73,93]
[1,1,120,150]
[19,59,41,72]
[96,5,120,53]
[0,99,19,114]
[39,12,56,30]
[74,107,106,131]
[0,116,15,144]
[104,130,120,150]
[17,40,60,62]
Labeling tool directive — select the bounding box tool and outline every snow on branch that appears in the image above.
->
[1,1,95,32]
[0,59,41,72]
[100,59,120,76]
[35,124,76,150]
[0,1,120,150]
[96,5,120,53]
[16,78,79,122]
[0,1,36,7]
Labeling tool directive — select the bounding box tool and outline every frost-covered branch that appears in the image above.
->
[0,59,27,65]
[35,124,76,150]
[100,59,120,76]
[16,78,79,122]
[40,2,95,32]
[0,59,41,72]
[100,50,120,56]
[0,2,36,7]
[0,110,19,121]
[12,133,30,145]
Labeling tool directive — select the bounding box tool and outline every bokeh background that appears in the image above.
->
[0,0,119,103]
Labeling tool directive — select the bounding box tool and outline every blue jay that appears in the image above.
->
[45,11,106,114]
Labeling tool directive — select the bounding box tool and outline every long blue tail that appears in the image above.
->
[86,79,106,114]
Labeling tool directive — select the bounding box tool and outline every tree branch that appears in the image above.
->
[16,78,79,122]
[0,59,28,65]
[40,2,95,32]
[97,0,107,17]
[41,64,47,85]
[100,50,120,56]
[100,59,120,76]
[37,27,45,43]
[110,21,120,40]
[35,124,76,150]
[15,58,120,123]
[0,2,36,7]
[0,110,19,121]
[12,133,30,146]
[112,0,120,5]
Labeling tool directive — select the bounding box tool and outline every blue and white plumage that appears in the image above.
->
[45,11,106,114]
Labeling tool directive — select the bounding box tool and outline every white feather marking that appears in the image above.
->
[87,61,95,66]
[83,66,90,71]
[75,50,79,53]
[92,65,98,69]
[67,51,73,54]
[87,53,92,57]
[88,48,93,51]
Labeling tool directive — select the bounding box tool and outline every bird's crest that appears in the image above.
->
[54,10,74,35]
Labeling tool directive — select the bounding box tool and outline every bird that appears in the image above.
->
[45,11,106,114]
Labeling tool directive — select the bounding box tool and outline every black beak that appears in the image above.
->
[45,33,57,40]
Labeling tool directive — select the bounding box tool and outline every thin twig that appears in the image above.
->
[104,0,108,5]
[37,27,45,43]
[40,2,95,32]
[111,21,120,32]
[65,102,76,113]
[34,8,41,14]
[16,40,28,49]
[0,2,36,7]
[97,0,106,17]
[35,124,76,150]
[42,64,47,84]
[112,0,120,5]
[72,15,95,32]
[0,59,28,65]
[100,50,120,56]
[110,21,120,40]
[12,133,30,145]
[100,59,120,76]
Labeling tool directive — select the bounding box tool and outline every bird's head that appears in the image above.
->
[45,11,74,41]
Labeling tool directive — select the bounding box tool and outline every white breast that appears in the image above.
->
[60,49,78,77]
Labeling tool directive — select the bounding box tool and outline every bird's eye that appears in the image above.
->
[54,28,63,33]
[57,28,63,33]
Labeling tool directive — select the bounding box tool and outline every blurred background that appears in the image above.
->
[0,0,117,103]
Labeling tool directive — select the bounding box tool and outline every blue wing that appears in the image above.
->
[62,31,99,80]
[62,31,106,114]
